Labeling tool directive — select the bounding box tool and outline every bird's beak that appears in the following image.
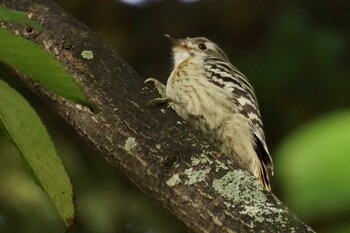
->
[164,34,181,47]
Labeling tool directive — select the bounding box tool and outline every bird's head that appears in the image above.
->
[165,35,228,67]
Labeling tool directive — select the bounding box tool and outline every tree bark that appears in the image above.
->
[1,0,315,232]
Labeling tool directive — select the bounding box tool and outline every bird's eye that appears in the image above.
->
[198,43,207,50]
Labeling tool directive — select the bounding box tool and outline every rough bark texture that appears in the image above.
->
[1,0,315,232]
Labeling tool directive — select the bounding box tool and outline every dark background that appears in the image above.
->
[0,0,349,232]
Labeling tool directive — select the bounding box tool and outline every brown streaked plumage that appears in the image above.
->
[145,35,274,191]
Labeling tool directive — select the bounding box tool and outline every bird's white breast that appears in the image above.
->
[166,56,237,130]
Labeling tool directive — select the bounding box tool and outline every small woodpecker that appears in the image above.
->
[145,35,274,191]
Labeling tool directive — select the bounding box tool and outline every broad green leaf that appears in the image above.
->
[0,28,88,105]
[0,6,43,31]
[0,79,75,226]
[275,110,350,221]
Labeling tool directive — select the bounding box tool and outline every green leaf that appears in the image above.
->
[0,79,75,226]
[0,28,88,105]
[275,110,350,221]
[0,6,43,31]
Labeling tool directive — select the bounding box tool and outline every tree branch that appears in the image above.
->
[1,0,314,232]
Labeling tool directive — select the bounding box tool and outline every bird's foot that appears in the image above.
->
[144,78,173,107]
[144,78,166,98]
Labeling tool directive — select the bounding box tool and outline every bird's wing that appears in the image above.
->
[204,57,274,174]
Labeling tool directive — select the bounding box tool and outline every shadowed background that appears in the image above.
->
[0,0,349,232]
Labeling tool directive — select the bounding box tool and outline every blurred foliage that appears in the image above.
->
[0,0,349,232]
[0,5,43,30]
[0,27,88,104]
[276,111,350,233]
[0,78,74,227]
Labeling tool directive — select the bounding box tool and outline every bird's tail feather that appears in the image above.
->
[258,162,271,192]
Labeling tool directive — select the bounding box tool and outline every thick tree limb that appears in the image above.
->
[1,0,314,232]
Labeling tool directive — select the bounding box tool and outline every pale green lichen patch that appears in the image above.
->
[212,171,244,200]
[215,160,229,172]
[166,173,181,187]
[124,137,137,153]
[191,153,213,166]
[200,142,210,149]
[81,50,93,59]
[226,159,234,165]
[190,152,231,173]
[224,201,234,209]
[212,170,291,226]
[148,144,161,153]
[184,167,211,185]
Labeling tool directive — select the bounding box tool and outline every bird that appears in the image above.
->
[145,35,274,191]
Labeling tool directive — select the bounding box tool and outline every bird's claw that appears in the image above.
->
[144,78,160,85]
[144,78,166,98]
[146,97,171,107]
